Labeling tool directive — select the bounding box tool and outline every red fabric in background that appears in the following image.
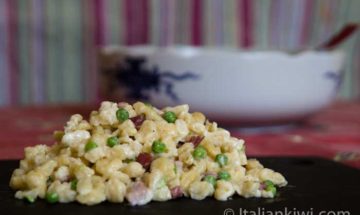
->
[0,102,359,168]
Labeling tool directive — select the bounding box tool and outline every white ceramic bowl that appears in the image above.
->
[102,46,345,125]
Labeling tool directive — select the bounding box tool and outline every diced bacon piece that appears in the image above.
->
[136,153,153,170]
[131,114,146,130]
[187,136,204,147]
[170,186,183,199]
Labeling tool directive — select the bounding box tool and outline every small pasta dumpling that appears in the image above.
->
[161,141,178,158]
[91,125,107,136]
[77,177,93,195]
[91,133,108,148]
[84,146,106,163]
[189,181,214,200]
[76,176,106,205]
[64,114,91,133]
[25,170,46,190]
[129,140,143,156]
[214,180,235,201]
[152,185,171,202]
[15,189,39,202]
[201,139,221,159]
[156,121,178,142]
[105,177,127,203]
[163,104,189,116]
[227,166,246,184]
[118,120,137,137]
[48,180,76,203]
[133,102,163,121]
[98,101,119,126]
[143,170,163,190]
[180,169,201,194]
[9,168,27,190]
[150,157,176,181]
[110,144,134,160]
[121,162,145,178]
[57,147,71,158]
[175,119,189,141]
[58,156,80,168]
[246,159,264,170]
[178,142,195,166]
[24,145,49,166]
[192,159,207,175]
[111,171,132,186]
[205,159,221,173]
[54,166,70,182]
[19,160,31,172]
[205,121,218,132]
[188,122,206,135]
[118,102,137,118]
[240,179,261,198]
[225,151,241,167]
[135,120,157,144]
[24,170,47,198]
[191,112,206,124]
[222,137,244,153]
[72,164,95,179]
[178,112,192,123]
[132,102,148,115]
[89,111,101,126]
[37,160,57,177]
[95,158,123,178]
[167,177,181,189]
[258,168,288,187]
[62,130,91,147]
[206,129,230,148]
[143,171,172,201]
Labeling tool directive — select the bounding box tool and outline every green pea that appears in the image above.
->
[70,179,78,191]
[192,146,207,159]
[24,196,35,203]
[203,175,216,187]
[85,140,98,152]
[152,140,167,154]
[215,154,228,167]
[46,192,59,204]
[264,180,277,196]
[266,185,277,196]
[264,180,274,187]
[116,108,129,122]
[107,136,119,147]
[218,171,231,181]
[163,111,177,123]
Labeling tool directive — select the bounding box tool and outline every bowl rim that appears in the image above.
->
[101,45,345,59]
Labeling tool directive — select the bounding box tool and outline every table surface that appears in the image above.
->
[0,102,359,168]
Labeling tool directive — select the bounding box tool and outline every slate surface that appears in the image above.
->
[1,157,359,215]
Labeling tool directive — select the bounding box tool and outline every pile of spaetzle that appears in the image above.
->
[10,101,287,206]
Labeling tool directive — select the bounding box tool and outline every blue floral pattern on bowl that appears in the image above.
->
[115,57,199,101]
[324,70,343,95]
